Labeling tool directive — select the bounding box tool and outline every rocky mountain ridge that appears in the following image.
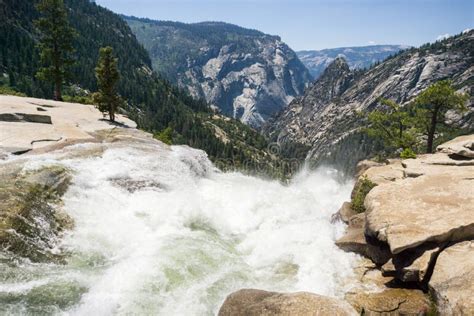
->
[297,45,408,79]
[125,17,312,127]
[1,0,290,175]
[267,30,474,173]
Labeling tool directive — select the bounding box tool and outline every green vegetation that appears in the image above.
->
[0,85,27,97]
[35,0,76,101]
[155,127,173,145]
[400,148,417,159]
[125,16,311,123]
[412,80,469,153]
[93,47,123,122]
[0,165,72,262]
[125,18,273,83]
[352,176,377,213]
[366,98,418,153]
[62,94,93,105]
[0,0,298,178]
[366,80,469,158]
[199,114,298,179]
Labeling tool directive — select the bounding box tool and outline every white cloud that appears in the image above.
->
[436,33,450,41]
[462,28,472,34]
[368,40,376,45]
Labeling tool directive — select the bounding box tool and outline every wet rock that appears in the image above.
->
[331,201,356,224]
[218,289,357,316]
[110,178,167,193]
[347,260,433,315]
[346,288,431,315]
[0,163,72,262]
[336,226,367,256]
[429,241,474,315]
[336,213,391,265]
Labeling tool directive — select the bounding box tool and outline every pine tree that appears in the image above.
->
[35,0,76,101]
[93,47,124,122]
[413,80,469,153]
[366,98,418,153]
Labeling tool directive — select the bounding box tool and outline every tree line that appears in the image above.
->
[365,80,469,158]
[35,0,120,121]
[0,0,289,177]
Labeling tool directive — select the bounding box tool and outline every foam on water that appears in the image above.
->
[0,142,357,315]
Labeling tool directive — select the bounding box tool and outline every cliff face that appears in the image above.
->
[267,30,474,172]
[297,45,408,79]
[126,18,312,127]
[335,134,474,315]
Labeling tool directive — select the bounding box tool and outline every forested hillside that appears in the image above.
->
[0,0,292,177]
[268,31,474,173]
[125,17,312,127]
[0,0,153,100]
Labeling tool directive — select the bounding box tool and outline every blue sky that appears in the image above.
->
[96,0,473,50]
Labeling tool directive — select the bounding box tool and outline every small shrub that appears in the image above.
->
[155,127,173,145]
[374,153,389,164]
[63,95,93,105]
[0,85,27,97]
[352,176,377,213]
[400,148,417,159]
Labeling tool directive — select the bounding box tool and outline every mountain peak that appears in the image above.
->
[284,56,354,113]
[327,56,350,72]
[297,45,406,79]
[126,16,311,127]
[315,56,352,93]
[268,30,473,173]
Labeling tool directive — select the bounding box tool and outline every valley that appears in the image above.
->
[0,0,473,315]
[125,17,311,127]
[267,30,474,173]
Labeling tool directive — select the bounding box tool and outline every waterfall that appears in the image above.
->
[0,141,357,315]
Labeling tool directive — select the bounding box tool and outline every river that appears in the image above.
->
[0,141,357,315]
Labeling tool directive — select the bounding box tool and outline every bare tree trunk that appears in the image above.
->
[53,43,62,101]
[54,80,62,101]
[109,108,115,122]
[426,108,439,153]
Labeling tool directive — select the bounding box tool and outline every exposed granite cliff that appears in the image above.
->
[335,134,474,315]
[298,45,408,79]
[267,30,474,173]
[125,18,312,127]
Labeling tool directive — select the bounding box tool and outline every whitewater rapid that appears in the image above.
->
[0,141,358,315]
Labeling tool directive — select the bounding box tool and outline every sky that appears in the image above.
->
[95,0,473,50]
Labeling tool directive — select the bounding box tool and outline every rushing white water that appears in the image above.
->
[0,141,358,315]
